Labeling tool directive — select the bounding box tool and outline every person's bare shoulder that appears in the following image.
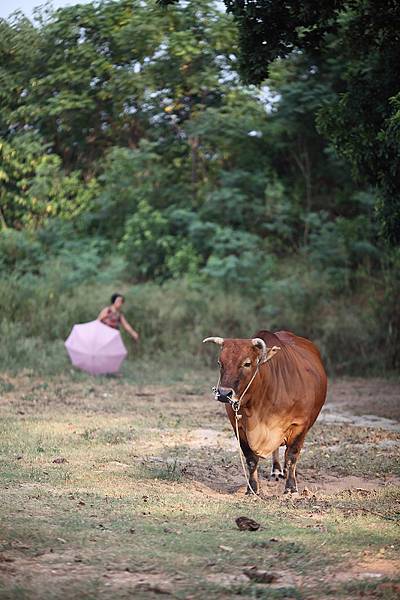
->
[98,306,109,320]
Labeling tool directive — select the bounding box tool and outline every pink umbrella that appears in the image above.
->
[65,320,127,375]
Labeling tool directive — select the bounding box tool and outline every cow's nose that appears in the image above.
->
[217,387,234,403]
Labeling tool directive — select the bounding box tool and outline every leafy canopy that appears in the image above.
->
[159,0,400,244]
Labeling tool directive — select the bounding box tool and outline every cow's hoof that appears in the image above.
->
[269,469,285,482]
[245,485,259,496]
[284,487,299,496]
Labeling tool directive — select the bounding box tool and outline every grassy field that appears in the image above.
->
[0,367,399,599]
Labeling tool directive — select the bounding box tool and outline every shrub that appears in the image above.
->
[0,245,398,376]
[0,230,44,276]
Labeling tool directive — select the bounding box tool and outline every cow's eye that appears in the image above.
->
[217,360,221,367]
[243,361,251,368]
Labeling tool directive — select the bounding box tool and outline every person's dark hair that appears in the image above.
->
[111,293,124,304]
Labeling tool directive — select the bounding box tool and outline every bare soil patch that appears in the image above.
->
[327,377,400,421]
[332,558,400,582]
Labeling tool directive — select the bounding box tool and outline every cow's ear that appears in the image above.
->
[265,345,281,362]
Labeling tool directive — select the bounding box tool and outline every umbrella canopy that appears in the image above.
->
[65,320,127,375]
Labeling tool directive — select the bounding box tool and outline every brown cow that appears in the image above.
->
[203,330,327,494]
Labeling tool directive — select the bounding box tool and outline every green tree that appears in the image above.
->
[160,0,400,244]
[1,0,237,172]
[223,0,400,244]
[0,132,97,229]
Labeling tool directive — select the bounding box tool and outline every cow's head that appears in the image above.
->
[203,337,281,405]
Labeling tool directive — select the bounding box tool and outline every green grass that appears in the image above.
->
[0,373,399,599]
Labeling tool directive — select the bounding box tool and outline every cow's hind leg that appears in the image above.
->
[239,438,260,495]
[270,448,284,481]
[284,431,306,494]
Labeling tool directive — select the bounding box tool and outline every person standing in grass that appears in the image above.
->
[98,293,140,342]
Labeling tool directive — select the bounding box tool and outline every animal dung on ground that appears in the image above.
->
[243,566,278,584]
[235,516,261,531]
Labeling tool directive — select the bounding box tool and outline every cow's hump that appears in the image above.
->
[253,330,286,346]
[274,330,297,345]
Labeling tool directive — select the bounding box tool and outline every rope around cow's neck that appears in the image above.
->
[215,359,264,499]
[234,405,260,499]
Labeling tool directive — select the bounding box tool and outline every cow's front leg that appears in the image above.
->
[240,438,260,495]
[284,432,306,494]
[270,448,284,481]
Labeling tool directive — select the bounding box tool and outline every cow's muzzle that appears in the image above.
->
[212,386,235,404]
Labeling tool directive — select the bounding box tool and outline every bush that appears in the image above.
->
[1,265,397,376]
[0,224,398,377]
[0,230,44,276]
[253,257,396,374]
[0,320,68,374]
[202,228,275,292]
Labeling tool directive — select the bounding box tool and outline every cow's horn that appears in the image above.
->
[203,336,224,345]
[252,337,267,359]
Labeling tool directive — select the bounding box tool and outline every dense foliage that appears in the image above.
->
[223,0,400,244]
[0,0,399,374]
[161,0,400,244]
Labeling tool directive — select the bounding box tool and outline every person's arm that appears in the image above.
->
[120,314,139,341]
[97,307,109,321]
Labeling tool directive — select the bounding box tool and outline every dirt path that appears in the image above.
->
[325,377,400,421]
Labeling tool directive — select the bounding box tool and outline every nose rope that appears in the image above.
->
[213,359,263,498]
[234,407,260,499]
[233,360,262,498]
